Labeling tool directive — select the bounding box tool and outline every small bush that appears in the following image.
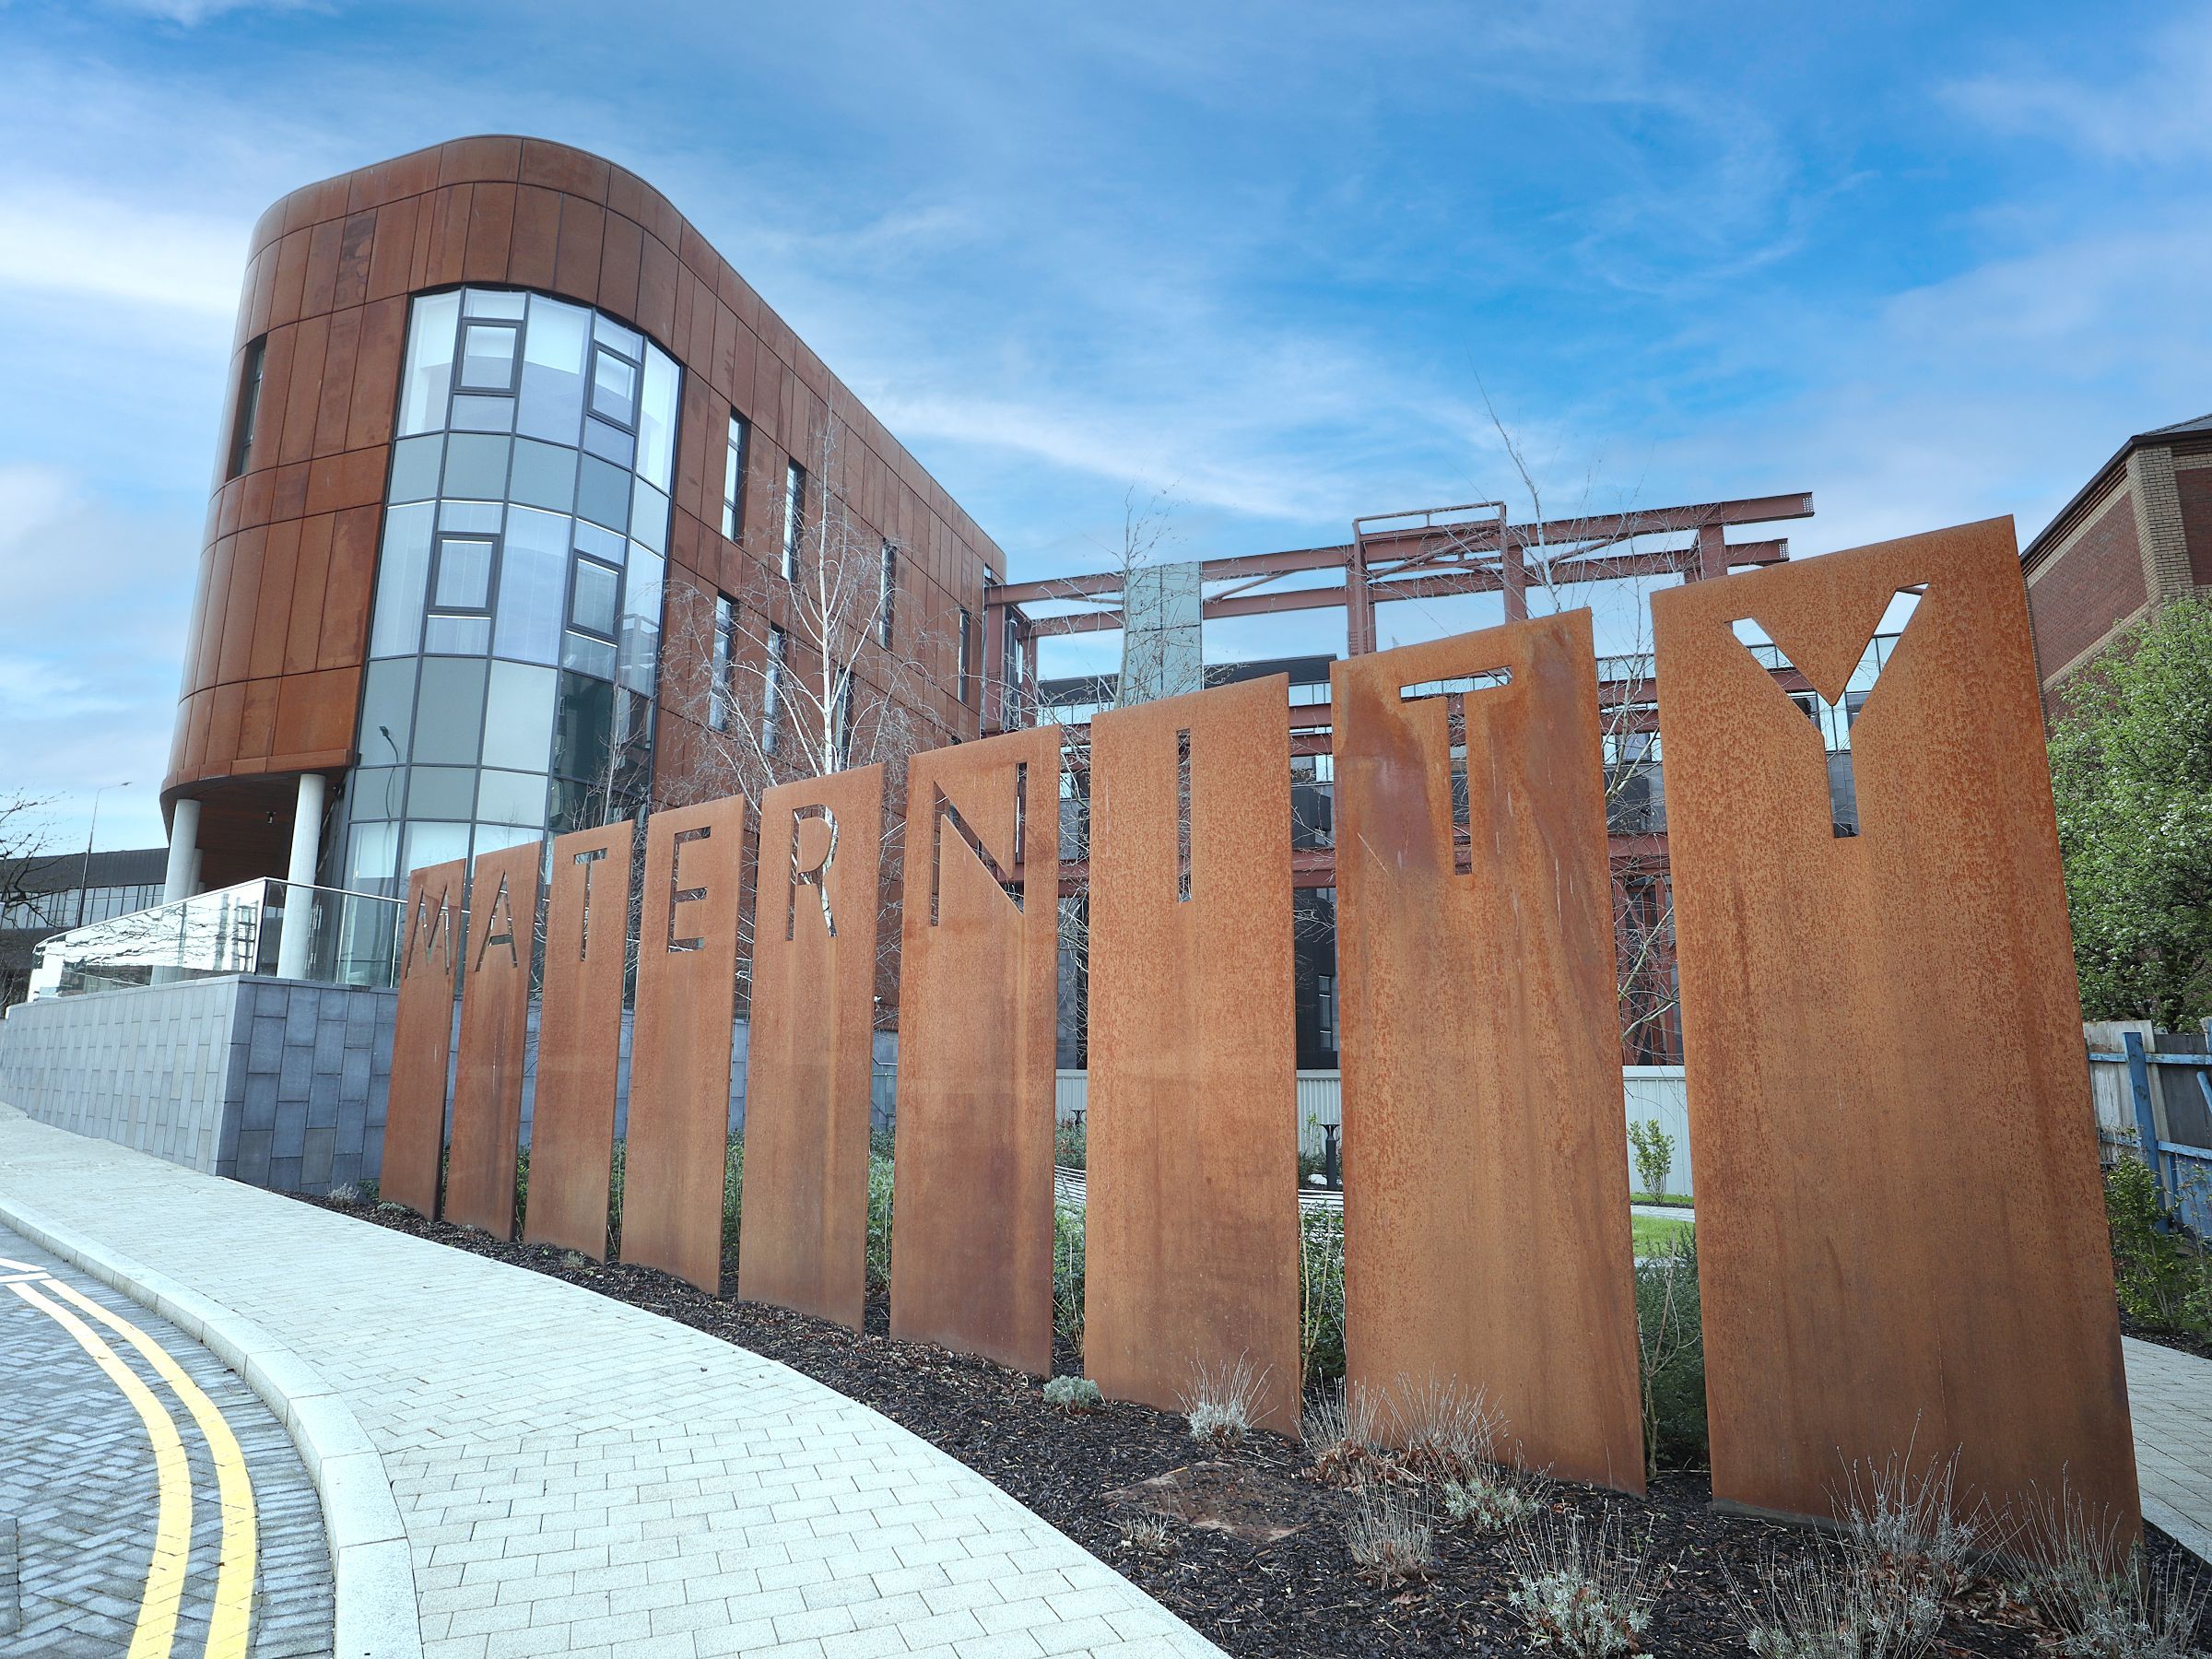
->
[1117,1513,1174,1553]
[375,1200,412,1218]
[1832,1447,1986,1604]
[1304,1381,1383,1487]
[1634,1231,1707,1472]
[1053,1203,1085,1349]
[1506,1510,1662,1657]
[1389,1374,1507,1485]
[2106,1157,2211,1333]
[1043,1375,1103,1414]
[1181,1354,1267,1448]
[2024,1485,2212,1659]
[864,1149,895,1291]
[1053,1121,1086,1171]
[1300,1206,1347,1385]
[1727,1545,1941,1659]
[1442,1466,1547,1534]
[327,1182,361,1204]
[1346,1480,1434,1585]
[1628,1118,1675,1199]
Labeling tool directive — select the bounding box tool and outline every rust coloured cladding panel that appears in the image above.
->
[383,859,466,1218]
[524,823,634,1260]
[1651,518,2138,1535]
[1333,615,1645,1492]
[889,727,1062,1376]
[443,841,543,1240]
[1085,677,1300,1435]
[626,794,748,1292]
[740,766,885,1333]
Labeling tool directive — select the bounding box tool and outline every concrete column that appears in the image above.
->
[162,797,201,903]
[276,772,327,982]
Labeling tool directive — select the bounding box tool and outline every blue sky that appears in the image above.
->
[3,0,2209,853]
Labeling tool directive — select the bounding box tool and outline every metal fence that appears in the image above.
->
[2088,1025,2212,1237]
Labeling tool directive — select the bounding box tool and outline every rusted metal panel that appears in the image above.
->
[443,840,542,1239]
[522,823,632,1260]
[1334,613,1645,1492]
[625,794,747,1292]
[739,765,884,1332]
[1087,677,1300,1435]
[889,726,1061,1375]
[1653,518,2138,1535]
[382,857,465,1218]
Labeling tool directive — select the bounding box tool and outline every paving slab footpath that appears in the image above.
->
[0,1104,1223,1659]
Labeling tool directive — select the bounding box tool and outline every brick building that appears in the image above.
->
[2022,413,2212,706]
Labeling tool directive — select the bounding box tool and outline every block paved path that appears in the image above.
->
[0,1224,335,1658]
[0,1106,1222,1659]
[2124,1336,2212,1563]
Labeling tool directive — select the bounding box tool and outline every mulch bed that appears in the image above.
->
[308,1194,2208,1657]
[2121,1310,2212,1362]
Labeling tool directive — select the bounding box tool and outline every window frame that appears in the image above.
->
[227,336,266,479]
[782,460,806,581]
[877,541,897,648]
[456,321,524,395]
[721,412,750,541]
[957,606,972,706]
[711,592,739,733]
[566,552,623,644]
[763,624,787,755]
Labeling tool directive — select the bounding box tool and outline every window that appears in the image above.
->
[711,594,739,732]
[835,675,853,768]
[721,414,749,540]
[782,461,806,581]
[590,346,638,427]
[1317,973,1337,1053]
[877,542,896,647]
[227,337,265,478]
[425,533,496,652]
[957,606,972,705]
[458,323,521,393]
[763,625,787,754]
[569,557,620,640]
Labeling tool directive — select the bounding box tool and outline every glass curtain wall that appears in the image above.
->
[334,287,678,895]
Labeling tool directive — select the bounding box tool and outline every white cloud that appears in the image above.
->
[1946,12,2212,165]
[0,185,245,318]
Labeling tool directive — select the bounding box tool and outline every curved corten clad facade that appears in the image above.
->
[171,135,1002,888]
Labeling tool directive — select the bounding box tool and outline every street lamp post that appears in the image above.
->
[76,782,132,927]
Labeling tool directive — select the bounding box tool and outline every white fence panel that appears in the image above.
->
[1623,1065,1691,1197]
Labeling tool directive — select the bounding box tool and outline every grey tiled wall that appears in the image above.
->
[0,975,395,1194]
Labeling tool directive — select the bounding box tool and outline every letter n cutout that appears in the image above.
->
[1086,676,1300,1434]
[890,725,1062,1374]
[740,765,884,1330]
[1334,613,1645,1492]
[1653,518,2139,1537]
[627,794,747,1290]
[383,856,466,1218]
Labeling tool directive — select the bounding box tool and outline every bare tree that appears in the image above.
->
[0,792,63,1004]
[658,413,959,1017]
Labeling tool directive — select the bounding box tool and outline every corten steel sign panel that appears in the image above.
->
[740,766,885,1333]
[626,794,747,1292]
[443,841,543,1239]
[1653,518,2138,1535]
[382,857,465,1218]
[524,823,634,1260]
[1334,614,1645,1493]
[890,726,1062,1375]
[1087,677,1300,1434]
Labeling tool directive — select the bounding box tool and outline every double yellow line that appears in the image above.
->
[0,1254,257,1659]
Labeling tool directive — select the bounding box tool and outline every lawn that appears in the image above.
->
[1633,1214,1694,1255]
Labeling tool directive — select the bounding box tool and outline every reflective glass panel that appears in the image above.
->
[368,503,434,658]
[629,478,668,554]
[508,440,577,513]
[347,822,399,888]
[518,297,588,446]
[483,661,558,771]
[406,766,478,818]
[594,314,642,358]
[618,547,663,697]
[581,418,634,468]
[476,770,547,825]
[638,350,677,491]
[573,520,624,566]
[438,500,503,535]
[552,672,614,780]
[433,537,494,609]
[590,347,637,426]
[459,324,519,392]
[575,453,630,531]
[387,435,443,503]
[403,821,470,876]
[494,509,568,665]
[449,394,514,433]
[470,824,541,866]
[571,558,618,638]
[347,767,403,822]
[397,292,460,437]
[441,434,512,500]
[411,657,488,765]
[561,630,617,679]
[465,289,526,319]
[422,615,490,654]
[358,658,418,762]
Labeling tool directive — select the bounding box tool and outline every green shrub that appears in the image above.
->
[1053,1122,1086,1171]
[1635,1231,1707,1473]
[865,1149,895,1291]
[1300,1206,1347,1387]
[1628,1119,1675,1199]
[1042,1375,1103,1413]
[1053,1203,1086,1348]
[2106,1156,2210,1332]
